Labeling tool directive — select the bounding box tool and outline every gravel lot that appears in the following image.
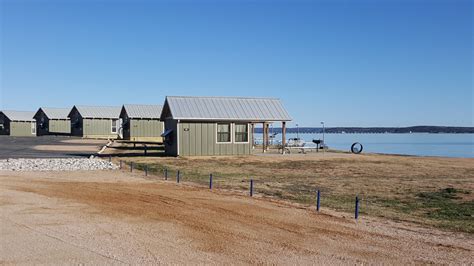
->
[0,136,107,159]
[0,158,117,171]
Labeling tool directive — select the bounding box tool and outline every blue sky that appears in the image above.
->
[0,0,472,127]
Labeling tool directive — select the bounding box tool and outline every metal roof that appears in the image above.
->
[1,110,35,122]
[122,104,163,119]
[36,107,70,120]
[162,96,292,122]
[71,105,121,119]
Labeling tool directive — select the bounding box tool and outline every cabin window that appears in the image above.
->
[217,123,231,143]
[31,122,36,134]
[235,123,249,143]
[111,119,118,133]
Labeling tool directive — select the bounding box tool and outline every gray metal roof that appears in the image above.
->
[37,107,70,120]
[162,96,292,122]
[122,104,163,119]
[71,105,121,119]
[1,110,35,122]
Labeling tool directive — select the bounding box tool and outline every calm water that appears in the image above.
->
[256,133,474,158]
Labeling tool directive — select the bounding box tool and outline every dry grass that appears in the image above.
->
[111,147,474,233]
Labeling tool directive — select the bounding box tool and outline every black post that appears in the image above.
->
[145,165,148,176]
[177,170,180,183]
[209,173,213,189]
[130,162,133,172]
[164,168,168,180]
[355,196,359,219]
[316,190,321,212]
[250,179,253,197]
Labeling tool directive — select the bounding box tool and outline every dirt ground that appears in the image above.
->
[109,147,474,233]
[1,169,473,264]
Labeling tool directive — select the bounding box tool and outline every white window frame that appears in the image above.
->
[111,119,118,134]
[234,123,250,144]
[216,123,232,144]
[31,122,36,135]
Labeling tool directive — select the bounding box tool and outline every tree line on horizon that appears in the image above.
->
[254,126,474,134]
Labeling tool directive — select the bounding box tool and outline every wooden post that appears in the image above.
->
[251,123,255,149]
[265,123,268,150]
[267,123,271,149]
[262,122,266,153]
[282,121,286,154]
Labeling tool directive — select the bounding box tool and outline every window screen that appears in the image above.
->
[217,123,231,143]
[235,123,248,142]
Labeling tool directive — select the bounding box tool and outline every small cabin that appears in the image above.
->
[34,107,71,136]
[120,104,164,142]
[68,105,122,139]
[0,110,36,137]
[160,96,292,156]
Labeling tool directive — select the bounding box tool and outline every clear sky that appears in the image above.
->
[0,0,472,127]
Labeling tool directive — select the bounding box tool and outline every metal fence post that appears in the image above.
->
[316,190,321,212]
[177,170,180,183]
[250,179,253,197]
[145,165,148,176]
[164,168,168,180]
[355,196,359,219]
[209,173,213,189]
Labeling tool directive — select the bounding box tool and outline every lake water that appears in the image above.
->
[255,133,474,158]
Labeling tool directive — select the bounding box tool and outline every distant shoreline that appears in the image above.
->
[255,126,474,134]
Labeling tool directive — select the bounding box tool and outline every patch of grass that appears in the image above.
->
[416,188,473,222]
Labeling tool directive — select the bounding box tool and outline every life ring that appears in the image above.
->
[351,142,363,154]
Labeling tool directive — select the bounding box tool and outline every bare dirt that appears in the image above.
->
[112,149,474,233]
[1,169,473,264]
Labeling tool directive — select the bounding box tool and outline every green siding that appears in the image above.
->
[49,120,71,134]
[129,119,163,140]
[10,121,36,137]
[178,122,252,156]
[83,118,118,139]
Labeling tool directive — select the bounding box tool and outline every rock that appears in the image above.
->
[0,158,118,171]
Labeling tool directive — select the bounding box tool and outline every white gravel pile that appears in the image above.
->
[0,158,118,171]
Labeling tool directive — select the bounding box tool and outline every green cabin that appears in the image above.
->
[0,110,36,137]
[120,104,164,142]
[160,96,292,156]
[34,107,71,136]
[68,105,122,139]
